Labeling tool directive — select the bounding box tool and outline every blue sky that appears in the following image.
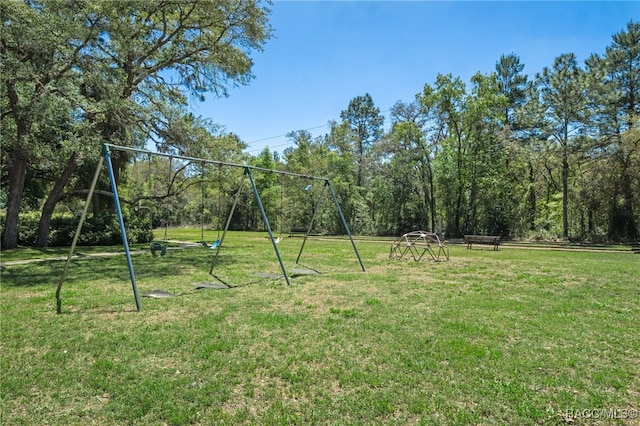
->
[195,1,638,155]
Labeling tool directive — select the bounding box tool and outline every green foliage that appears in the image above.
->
[340,93,385,190]
[1,210,152,247]
[1,0,272,248]
[532,193,564,239]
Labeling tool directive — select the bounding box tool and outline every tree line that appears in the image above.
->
[1,1,638,248]
[263,20,640,242]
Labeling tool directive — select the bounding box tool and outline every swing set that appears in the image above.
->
[141,157,223,256]
[56,144,365,313]
[197,163,222,250]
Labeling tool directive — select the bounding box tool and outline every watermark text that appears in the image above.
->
[565,408,638,420]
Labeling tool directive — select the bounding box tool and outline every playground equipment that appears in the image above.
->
[56,143,365,313]
[198,163,223,249]
[389,230,449,262]
[149,241,167,257]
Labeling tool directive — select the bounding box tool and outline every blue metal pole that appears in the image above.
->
[325,180,366,272]
[103,145,142,311]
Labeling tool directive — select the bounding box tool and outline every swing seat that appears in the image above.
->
[150,241,167,257]
[200,240,221,249]
[141,289,176,298]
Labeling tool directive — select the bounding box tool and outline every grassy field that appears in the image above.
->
[1,231,639,425]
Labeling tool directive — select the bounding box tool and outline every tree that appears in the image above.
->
[463,72,509,235]
[495,53,529,128]
[1,0,272,248]
[418,74,468,236]
[375,100,435,234]
[283,130,316,176]
[535,53,592,239]
[586,21,640,240]
[282,130,321,228]
[495,54,544,235]
[234,147,279,231]
[322,120,365,234]
[1,0,95,249]
[339,94,384,188]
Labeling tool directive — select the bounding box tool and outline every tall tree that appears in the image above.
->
[283,130,315,176]
[377,100,435,234]
[495,54,542,235]
[419,74,467,236]
[587,21,640,240]
[339,94,384,188]
[1,0,95,249]
[495,53,529,128]
[464,72,509,235]
[322,120,365,233]
[535,53,592,239]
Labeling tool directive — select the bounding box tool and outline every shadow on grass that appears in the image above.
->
[57,303,141,316]
[1,246,237,288]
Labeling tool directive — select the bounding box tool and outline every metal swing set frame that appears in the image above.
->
[56,144,365,313]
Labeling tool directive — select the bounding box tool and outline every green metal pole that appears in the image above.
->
[326,179,366,272]
[295,182,327,264]
[55,155,104,314]
[246,167,291,286]
[104,145,141,311]
[209,170,247,276]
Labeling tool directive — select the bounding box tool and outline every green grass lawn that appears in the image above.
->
[1,231,639,425]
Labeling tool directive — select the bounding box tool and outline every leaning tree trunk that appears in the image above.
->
[36,152,78,248]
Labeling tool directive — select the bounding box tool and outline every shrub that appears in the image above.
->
[2,209,153,247]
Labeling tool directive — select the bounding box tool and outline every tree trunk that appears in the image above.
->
[561,125,569,240]
[105,150,128,211]
[36,152,78,248]
[619,172,638,240]
[527,161,536,230]
[562,151,569,239]
[426,157,436,233]
[608,168,638,241]
[2,151,28,249]
[3,83,30,250]
[468,171,478,234]
[454,132,465,236]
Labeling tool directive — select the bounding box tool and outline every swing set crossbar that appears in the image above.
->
[103,143,328,181]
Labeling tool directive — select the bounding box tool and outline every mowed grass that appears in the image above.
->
[1,231,639,425]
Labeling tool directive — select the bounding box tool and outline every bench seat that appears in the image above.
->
[463,235,500,250]
[289,227,308,237]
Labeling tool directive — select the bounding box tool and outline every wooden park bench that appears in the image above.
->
[464,235,501,251]
[289,227,308,237]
